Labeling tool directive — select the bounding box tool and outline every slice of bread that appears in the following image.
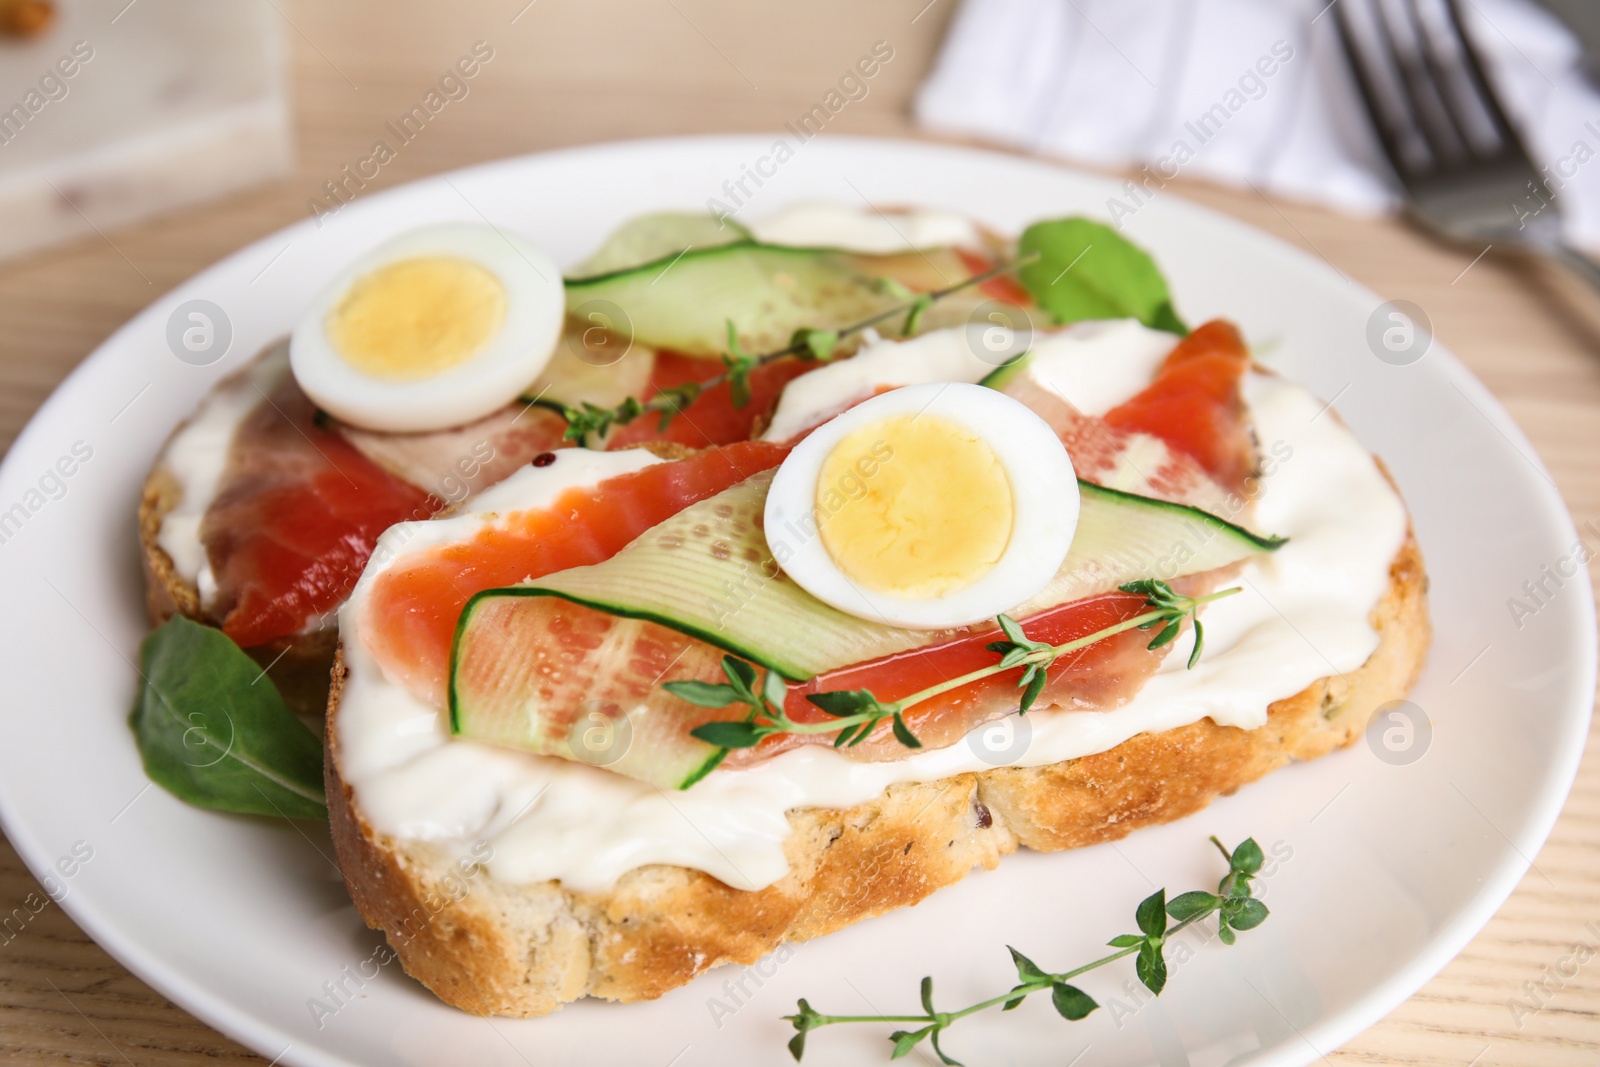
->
[324,528,1428,1016]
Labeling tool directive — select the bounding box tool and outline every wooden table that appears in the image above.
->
[1,1,1596,1063]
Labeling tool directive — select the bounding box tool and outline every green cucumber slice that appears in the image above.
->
[449,470,1285,731]
[977,351,1032,390]
[570,212,750,279]
[563,242,903,357]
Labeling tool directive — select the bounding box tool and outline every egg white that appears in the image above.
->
[290,222,563,433]
[764,382,1079,629]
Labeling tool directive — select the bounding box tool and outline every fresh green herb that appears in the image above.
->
[901,293,936,336]
[721,321,759,409]
[790,327,839,363]
[1123,577,1214,669]
[561,396,647,442]
[129,615,326,819]
[672,581,1236,769]
[1018,217,1187,335]
[784,835,1270,1064]
[558,254,1037,444]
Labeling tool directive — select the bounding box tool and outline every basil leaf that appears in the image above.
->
[1019,218,1187,334]
[129,616,325,819]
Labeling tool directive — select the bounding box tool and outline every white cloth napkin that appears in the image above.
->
[915,0,1600,249]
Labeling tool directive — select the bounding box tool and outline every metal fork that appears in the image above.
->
[1334,0,1600,291]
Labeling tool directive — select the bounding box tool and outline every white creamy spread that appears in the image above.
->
[747,202,982,255]
[761,318,1177,443]
[155,344,289,609]
[1024,318,1179,415]
[335,326,1407,893]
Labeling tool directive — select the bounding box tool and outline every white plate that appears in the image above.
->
[0,136,1592,1067]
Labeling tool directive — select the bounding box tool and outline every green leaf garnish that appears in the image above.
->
[1229,836,1265,875]
[688,720,765,749]
[806,689,880,718]
[792,327,840,362]
[1136,939,1168,994]
[662,679,743,708]
[1165,890,1221,921]
[129,616,325,819]
[1226,897,1270,931]
[1136,888,1168,939]
[1009,946,1049,983]
[1018,217,1187,334]
[1051,983,1097,1021]
[890,712,922,750]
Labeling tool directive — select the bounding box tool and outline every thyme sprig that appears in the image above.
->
[785,835,1270,1064]
[559,253,1038,443]
[668,581,1238,769]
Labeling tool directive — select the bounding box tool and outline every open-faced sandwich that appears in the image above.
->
[134,203,1429,1026]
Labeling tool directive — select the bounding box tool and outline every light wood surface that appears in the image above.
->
[1,1,1597,1063]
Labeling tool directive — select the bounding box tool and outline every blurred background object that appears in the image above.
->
[0,0,290,263]
[1538,0,1600,75]
[1333,0,1600,292]
[0,0,56,39]
[915,0,1600,254]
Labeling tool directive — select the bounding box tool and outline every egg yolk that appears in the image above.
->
[326,256,507,381]
[816,414,1014,600]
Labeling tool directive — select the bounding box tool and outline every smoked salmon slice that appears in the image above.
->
[201,373,440,649]
[1102,319,1256,492]
[361,440,789,705]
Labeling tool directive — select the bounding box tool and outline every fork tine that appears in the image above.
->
[1336,0,1427,179]
[1439,0,1526,154]
[1391,0,1474,162]
[1372,0,1499,170]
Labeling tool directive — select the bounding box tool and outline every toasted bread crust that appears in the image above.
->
[325,530,1428,1016]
